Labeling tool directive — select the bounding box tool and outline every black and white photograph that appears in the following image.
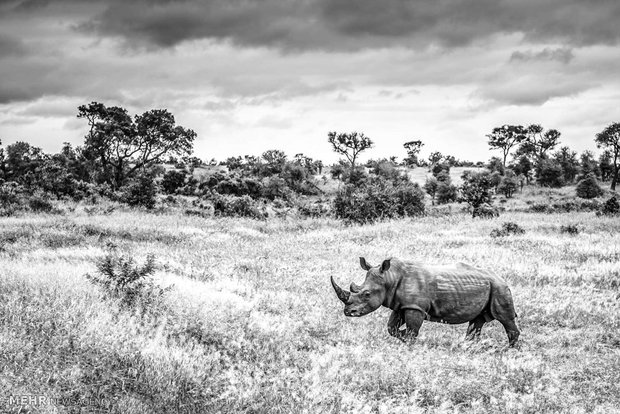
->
[1,0,619,412]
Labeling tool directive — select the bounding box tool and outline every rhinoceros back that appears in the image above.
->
[426,263,493,324]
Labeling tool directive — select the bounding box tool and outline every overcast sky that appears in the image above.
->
[1,0,619,164]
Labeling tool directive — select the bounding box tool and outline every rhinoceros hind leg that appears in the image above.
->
[465,315,486,341]
[497,318,520,347]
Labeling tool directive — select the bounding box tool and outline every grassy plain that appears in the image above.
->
[1,205,619,413]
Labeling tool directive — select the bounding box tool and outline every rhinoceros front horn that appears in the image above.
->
[331,276,350,303]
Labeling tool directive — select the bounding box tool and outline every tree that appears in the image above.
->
[486,125,527,167]
[327,131,373,174]
[459,171,494,217]
[511,155,533,185]
[424,176,438,205]
[403,140,424,166]
[524,124,561,160]
[78,102,196,188]
[595,123,620,190]
[579,151,600,180]
[428,151,443,168]
[554,146,579,183]
[537,159,565,187]
[599,150,614,182]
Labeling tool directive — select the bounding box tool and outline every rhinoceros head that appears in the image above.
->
[331,257,391,317]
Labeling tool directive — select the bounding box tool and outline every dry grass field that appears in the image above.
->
[1,207,619,413]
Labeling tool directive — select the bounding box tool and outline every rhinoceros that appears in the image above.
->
[331,257,520,346]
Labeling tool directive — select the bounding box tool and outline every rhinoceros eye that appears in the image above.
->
[363,291,371,297]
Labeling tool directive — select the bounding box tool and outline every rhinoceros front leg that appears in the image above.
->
[387,309,406,340]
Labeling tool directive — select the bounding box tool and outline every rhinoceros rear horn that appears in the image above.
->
[331,276,350,303]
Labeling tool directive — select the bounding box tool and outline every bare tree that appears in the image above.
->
[327,131,373,172]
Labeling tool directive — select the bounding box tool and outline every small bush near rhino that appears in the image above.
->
[85,253,172,310]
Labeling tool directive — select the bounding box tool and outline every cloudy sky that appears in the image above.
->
[1,0,619,164]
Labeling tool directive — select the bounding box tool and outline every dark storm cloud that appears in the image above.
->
[76,0,620,50]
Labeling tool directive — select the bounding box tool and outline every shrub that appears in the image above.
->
[575,174,604,199]
[85,253,171,309]
[598,196,620,216]
[161,169,188,194]
[560,225,580,235]
[498,176,519,198]
[473,203,499,218]
[333,178,424,224]
[490,222,525,238]
[436,182,458,204]
[537,159,565,187]
[28,194,54,213]
[122,174,158,209]
[459,171,495,217]
[211,194,267,219]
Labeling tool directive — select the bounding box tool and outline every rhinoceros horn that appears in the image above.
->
[350,282,362,293]
[331,276,350,303]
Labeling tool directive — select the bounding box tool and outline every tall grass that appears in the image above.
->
[1,209,619,413]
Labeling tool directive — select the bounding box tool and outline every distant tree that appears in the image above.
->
[537,159,565,187]
[487,156,505,175]
[424,176,438,205]
[78,102,196,188]
[436,181,458,204]
[523,124,561,160]
[511,155,533,184]
[161,169,188,194]
[498,172,518,198]
[428,151,443,168]
[261,149,287,175]
[431,162,450,179]
[595,122,620,190]
[579,151,601,180]
[554,146,579,183]
[327,131,373,174]
[403,140,423,166]
[487,125,527,167]
[2,141,45,186]
[459,171,495,216]
[599,150,614,182]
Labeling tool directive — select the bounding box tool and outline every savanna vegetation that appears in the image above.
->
[1,103,619,413]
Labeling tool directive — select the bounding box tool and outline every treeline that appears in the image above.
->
[0,102,618,222]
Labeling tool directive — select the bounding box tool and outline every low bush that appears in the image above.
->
[560,224,580,235]
[490,222,525,238]
[597,196,620,216]
[122,174,158,209]
[473,203,499,218]
[211,194,267,219]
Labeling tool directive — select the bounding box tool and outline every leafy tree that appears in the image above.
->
[436,181,458,204]
[327,131,373,174]
[554,146,579,183]
[599,150,614,182]
[403,140,424,166]
[459,171,494,216]
[2,141,45,184]
[537,158,565,187]
[486,125,527,167]
[424,176,438,205]
[498,174,518,198]
[595,122,620,190]
[523,124,561,160]
[122,172,158,209]
[511,155,533,184]
[428,151,443,168]
[487,156,505,175]
[431,162,450,179]
[78,102,196,188]
[161,169,188,194]
[579,151,601,180]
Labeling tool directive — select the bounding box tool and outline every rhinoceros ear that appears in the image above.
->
[380,259,391,273]
[360,257,371,271]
